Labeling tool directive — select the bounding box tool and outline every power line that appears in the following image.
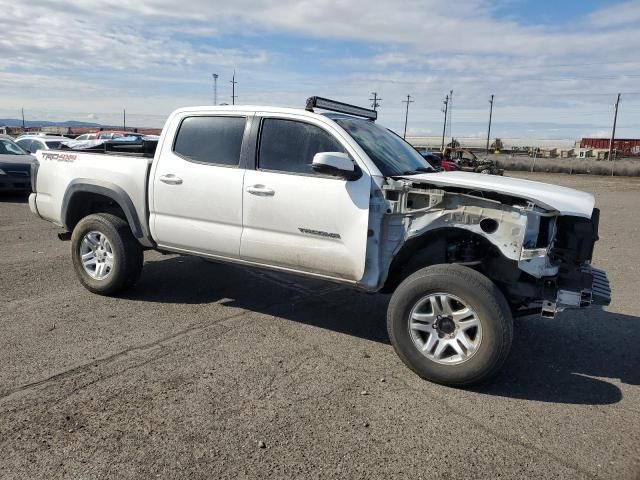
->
[230,71,237,105]
[486,94,494,154]
[608,93,621,163]
[441,93,449,151]
[448,90,453,141]
[402,94,414,139]
[369,92,382,111]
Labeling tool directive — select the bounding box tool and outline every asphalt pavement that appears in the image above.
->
[1,172,639,479]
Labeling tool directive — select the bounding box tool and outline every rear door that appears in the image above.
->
[150,113,250,258]
[240,115,371,281]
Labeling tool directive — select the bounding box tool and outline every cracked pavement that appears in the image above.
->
[1,172,639,479]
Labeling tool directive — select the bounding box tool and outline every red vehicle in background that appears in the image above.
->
[439,159,460,171]
[420,151,460,171]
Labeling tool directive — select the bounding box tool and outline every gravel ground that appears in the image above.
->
[0,172,639,479]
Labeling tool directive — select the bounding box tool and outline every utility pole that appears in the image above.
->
[369,92,382,111]
[608,93,621,162]
[486,94,494,154]
[212,73,218,105]
[448,89,453,142]
[230,71,237,105]
[21,108,25,130]
[441,94,449,151]
[402,94,414,139]
[123,109,126,131]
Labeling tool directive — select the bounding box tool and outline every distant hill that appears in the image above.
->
[0,118,107,128]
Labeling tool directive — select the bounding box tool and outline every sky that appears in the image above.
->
[1,0,639,139]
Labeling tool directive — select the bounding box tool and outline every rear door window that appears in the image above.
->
[173,116,246,166]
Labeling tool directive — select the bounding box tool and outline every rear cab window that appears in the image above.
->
[258,118,346,175]
[173,116,246,167]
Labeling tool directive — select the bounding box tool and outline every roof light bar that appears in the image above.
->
[306,96,377,121]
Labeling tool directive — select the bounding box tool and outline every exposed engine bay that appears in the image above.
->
[361,175,610,317]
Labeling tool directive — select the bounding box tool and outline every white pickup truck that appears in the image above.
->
[29,97,610,387]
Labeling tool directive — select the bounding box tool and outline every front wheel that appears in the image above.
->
[387,264,513,387]
[71,213,143,295]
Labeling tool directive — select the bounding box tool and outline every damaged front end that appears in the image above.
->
[540,210,611,315]
[363,176,610,318]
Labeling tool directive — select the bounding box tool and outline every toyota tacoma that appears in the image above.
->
[29,97,611,387]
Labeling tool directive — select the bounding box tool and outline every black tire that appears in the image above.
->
[387,264,513,387]
[71,213,143,295]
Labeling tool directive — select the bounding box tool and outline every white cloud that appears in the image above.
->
[587,1,640,28]
[0,0,638,138]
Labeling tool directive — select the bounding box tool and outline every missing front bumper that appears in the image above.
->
[541,265,611,318]
[587,266,611,306]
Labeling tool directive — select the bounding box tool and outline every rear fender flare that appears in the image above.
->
[61,179,150,245]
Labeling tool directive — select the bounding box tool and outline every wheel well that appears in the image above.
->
[64,192,127,231]
[381,227,518,293]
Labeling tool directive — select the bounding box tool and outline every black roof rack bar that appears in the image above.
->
[306,96,377,121]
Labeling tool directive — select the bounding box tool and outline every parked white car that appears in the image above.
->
[16,135,69,154]
[29,97,610,386]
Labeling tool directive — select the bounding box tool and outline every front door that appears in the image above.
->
[240,116,371,281]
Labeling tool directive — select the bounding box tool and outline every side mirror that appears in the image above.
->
[311,152,360,180]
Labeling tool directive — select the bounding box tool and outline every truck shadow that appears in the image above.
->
[473,308,638,405]
[130,255,638,405]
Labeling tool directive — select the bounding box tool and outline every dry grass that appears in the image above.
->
[492,156,640,177]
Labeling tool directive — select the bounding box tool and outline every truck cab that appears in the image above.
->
[29,97,610,387]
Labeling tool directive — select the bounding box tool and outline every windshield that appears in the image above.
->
[334,118,434,176]
[0,139,28,155]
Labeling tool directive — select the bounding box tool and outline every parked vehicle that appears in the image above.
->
[74,131,145,141]
[29,97,610,387]
[16,136,69,154]
[420,151,460,172]
[444,147,503,175]
[73,133,97,141]
[0,136,33,192]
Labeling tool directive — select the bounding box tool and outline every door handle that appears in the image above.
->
[246,184,275,196]
[159,174,183,185]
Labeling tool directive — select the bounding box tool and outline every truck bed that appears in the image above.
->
[33,149,153,243]
[60,138,158,157]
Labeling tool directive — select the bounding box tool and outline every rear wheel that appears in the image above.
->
[387,264,513,387]
[71,213,143,295]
